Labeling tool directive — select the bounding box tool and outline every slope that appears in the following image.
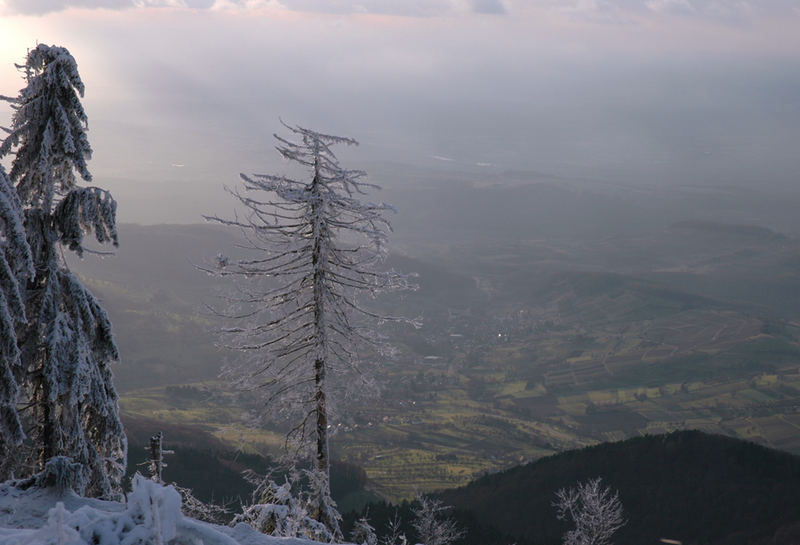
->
[434,430,800,545]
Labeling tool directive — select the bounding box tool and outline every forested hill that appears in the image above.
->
[444,430,800,545]
[351,431,800,545]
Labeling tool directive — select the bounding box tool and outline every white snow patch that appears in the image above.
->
[0,476,327,545]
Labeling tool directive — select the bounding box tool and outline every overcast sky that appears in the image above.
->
[1,0,799,223]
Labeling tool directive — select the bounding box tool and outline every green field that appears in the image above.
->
[121,319,800,502]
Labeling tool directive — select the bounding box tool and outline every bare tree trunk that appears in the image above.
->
[310,156,332,528]
[38,388,55,470]
[314,358,328,477]
[149,432,164,483]
[28,286,55,472]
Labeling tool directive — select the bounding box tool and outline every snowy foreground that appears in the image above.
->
[0,475,318,545]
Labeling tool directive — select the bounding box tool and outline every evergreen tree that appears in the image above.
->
[0,164,34,473]
[0,44,126,498]
[207,123,417,536]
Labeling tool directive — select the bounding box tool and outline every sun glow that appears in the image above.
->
[0,19,29,87]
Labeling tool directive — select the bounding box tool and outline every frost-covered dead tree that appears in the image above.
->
[206,123,416,536]
[412,494,464,545]
[553,477,626,545]
[0,44,126,498]
[0,164,34,474]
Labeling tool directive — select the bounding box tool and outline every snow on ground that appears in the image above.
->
[0,474,319,545]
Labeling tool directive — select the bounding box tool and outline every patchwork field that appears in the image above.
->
[77,222,800,502]
[121,321,800,502]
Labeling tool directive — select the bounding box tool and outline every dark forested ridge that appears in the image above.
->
[348,430,800,545]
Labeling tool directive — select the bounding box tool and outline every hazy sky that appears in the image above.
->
[1,0,799,223]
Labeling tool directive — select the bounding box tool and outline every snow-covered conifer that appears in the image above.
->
[207,122,417,534]
[0,164,33,470]
[0,44,126,498]
[0,45,92,211]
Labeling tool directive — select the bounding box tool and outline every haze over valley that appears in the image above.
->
[68,166,800,500]
[2,2,800,543]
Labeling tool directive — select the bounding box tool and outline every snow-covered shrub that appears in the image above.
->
[350,515,378,545]
[380,511,408,545]
[412,494,464,545]
[304,468,342,541]
[125,474,182,544]
[235,472,306,537]
[2,474,187,545]
[172,483,230,525]
[233,469,339,542]
[28,502,84,545]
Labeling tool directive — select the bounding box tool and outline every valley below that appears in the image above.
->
[69,176,800,503]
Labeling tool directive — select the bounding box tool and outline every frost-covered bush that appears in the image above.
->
[412,495,464,545]
[234,468,340,542]
[12,474,185,545]
[304,468,342,540]
[172,483,230,525]
[554,477,625,545]
[29,502,84,545]
[123,474,182,545]
[380,512,408,545]
[350,515,378,545]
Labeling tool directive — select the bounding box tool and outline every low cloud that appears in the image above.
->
[1,0,505,16]
[1,0,194,15]
[547,0,798,24]
[471,0,506,15]
[5,0,797,19]
[645,0,696,15]
[552,0,636,25]
[217,0,457,17]
[1,0,131,15]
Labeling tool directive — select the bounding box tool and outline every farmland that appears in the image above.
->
[68,185,800,502]
[115,219,800,501]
